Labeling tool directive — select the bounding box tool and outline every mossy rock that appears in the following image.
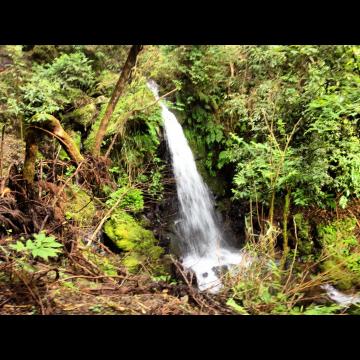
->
[62,103,98,130]
[63,185,96,226]
[318,217,360,290]
[104,210,165,273]
[30,45,59,63]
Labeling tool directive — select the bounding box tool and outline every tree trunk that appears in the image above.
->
[92,45,143,156]
[23,114,84,184]
[280,189,291,269]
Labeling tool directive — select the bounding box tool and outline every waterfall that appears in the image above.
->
[148,80,247,293]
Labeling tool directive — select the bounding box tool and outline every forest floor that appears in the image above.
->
[0,274,201,315]
[1,133,25,171]
[0,261,233,315]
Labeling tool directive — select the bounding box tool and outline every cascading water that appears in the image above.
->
[148,80,248,293]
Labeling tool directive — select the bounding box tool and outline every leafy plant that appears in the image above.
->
[20,52,95,118]
[10,231,63,261]
[106,187,144,213]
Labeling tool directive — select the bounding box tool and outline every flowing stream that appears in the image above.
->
[321,284,360,306]
[148,80,247,293]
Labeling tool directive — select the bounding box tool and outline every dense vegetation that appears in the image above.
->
[0,45,359,315]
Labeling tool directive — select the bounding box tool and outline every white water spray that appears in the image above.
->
[148,81,247,293]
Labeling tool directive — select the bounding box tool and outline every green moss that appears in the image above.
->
[83,113,102,152]
[59,130,82,161]
[104,210,164,273]
[63,185,96,226]
[318,217,360,290]
[122,255,142,271]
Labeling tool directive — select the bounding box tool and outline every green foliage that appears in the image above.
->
[20,52,95,118]
[10,231,63,261]
[2,45,360,313]
[89,305,103,313]
[152,274,177,285]
[225,250,345,315]
[84,251,119,277]
[289,303,343,315]
[0,46,29,125]
[162,45,360,213]
[80,45,130,72]
[44,52,95,90]
[84,78,162,167]
[94,70,119,96]
[106,187,144,213]
[147,157,165,200]
[318,217,360,290]
[220,135,301,207]
[227,257,293,315]
[293,213,314,256]
[147,169,164,200]
[226,298,250,315]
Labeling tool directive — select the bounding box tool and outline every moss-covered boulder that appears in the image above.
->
[62,103,98,130]
[63,185,96,227]
[318,217,360,290]
[104,210,164,273]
